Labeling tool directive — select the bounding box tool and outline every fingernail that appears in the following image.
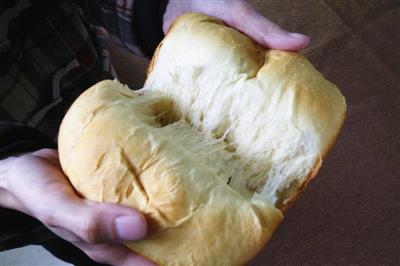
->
[115,215,147,241]
[289,32,308,39]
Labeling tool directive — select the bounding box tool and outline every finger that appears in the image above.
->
[31,148,61,166]
[42,198,148,244]
[227,1,310,51]
[74,242,156,266]
[6,152,148,244]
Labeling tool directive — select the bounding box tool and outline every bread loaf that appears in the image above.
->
[58,13,346,266]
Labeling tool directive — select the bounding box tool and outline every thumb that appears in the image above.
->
[4,151,148,244]
[228,2,310,51]
[45,198,148,244]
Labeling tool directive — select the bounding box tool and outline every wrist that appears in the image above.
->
[0,156,22,210]
[0,154,33,213]
[0,153,26,190]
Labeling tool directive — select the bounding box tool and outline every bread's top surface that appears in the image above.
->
[58,13,346,266]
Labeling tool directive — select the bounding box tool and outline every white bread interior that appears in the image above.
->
[58,13,346,266]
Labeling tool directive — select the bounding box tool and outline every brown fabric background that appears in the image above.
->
[109,0,400,265]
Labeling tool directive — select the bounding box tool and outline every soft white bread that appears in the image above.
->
[58,13,346,266]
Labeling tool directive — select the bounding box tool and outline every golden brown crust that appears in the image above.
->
[58,80,283,266]
[279,157,322,212]
[279,111,346,212]
[146,41,162,78]
[59,13,346,266]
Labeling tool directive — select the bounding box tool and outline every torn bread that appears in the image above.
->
[58,13,346,266]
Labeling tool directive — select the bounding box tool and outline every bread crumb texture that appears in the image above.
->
[59,13,346,266]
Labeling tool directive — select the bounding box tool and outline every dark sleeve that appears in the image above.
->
[81,0,168,57]
[0,122,56,158]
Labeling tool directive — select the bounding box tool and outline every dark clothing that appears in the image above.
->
[0,0,167,264]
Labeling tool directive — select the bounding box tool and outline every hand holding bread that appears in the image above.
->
[0,149,154,266]
[164,0,310,50]
[58,13,346,266]
[0,1,316,264]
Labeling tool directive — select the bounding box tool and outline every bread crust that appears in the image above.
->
[59,13,346,266]
[279,110,346,212]
[59,80,283,266]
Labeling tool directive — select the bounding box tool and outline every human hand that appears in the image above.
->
[163,0,309,51]
[0,148,154,266]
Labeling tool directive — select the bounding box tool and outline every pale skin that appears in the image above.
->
[0,1,309,265]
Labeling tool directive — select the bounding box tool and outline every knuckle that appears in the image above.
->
[79,244,114,264]
[32,148,56,157]
[38,212,57,227]
[267,23,284,34]
[233,0,253,17]
[229,1,254,27]
[39,148,55,154]
[81,214,102,244]
[86,251,106,264]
